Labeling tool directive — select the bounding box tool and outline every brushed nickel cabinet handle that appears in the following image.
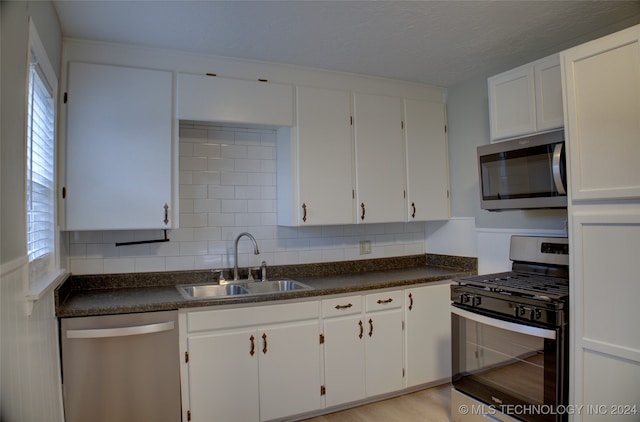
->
[411,202,416,219]
[262,333,268,354]
[335,303,353,310]
[250,335,255,356]
[302,203,308,223]
[408,293,414,311]
[360,203,366,221]
[358,320,364,339]
[163,203,169,225]
[377,298,393,304]
[368,318,373,337]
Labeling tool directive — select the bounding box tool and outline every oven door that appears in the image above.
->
[451,305,566,422]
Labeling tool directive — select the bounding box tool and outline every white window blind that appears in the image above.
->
[26,47,55,276]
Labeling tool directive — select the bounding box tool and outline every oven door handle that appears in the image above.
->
[552,143,566,195]
[451,306,556,340]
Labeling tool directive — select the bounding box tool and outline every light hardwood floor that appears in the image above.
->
[302,384,452,422]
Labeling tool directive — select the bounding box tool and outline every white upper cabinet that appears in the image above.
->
[177,73,294,126]
[353,93,406,223]
[561,25,640,201]
[404,99,450,221]
[277,86,354,226]
[64,62,174,231]
[488,54,563,141]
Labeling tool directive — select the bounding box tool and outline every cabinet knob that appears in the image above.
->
[302,203,307,223]
[262,333,268,354]
[411,202,416,219]
[360,203,366,221]
[368,318,374,337]
[249,335,255,356]
[358,320,364,339]
[408,293,414,311]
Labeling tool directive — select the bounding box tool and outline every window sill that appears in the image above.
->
[27,268,69,316]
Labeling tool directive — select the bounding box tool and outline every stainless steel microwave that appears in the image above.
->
[478,130,567,211]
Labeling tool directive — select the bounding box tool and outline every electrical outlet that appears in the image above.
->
[359,240,372,255]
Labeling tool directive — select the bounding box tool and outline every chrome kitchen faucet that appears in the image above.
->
[233,232,260,281]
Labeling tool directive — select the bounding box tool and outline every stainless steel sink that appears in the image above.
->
[176,283,248,299]
[243,279,312,294]
[176,279,312,299]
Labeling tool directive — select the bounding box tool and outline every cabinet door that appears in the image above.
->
[177,73,294,126]
[571,211,640,421]
[405,284,452,387]
[258,320,322,421]
[65,62,173,230]
[404,100,450,221]
[296,86,354,225]
[488,66,536,141]
[354,93,406,223]
[186,329,260,422]
[323,314,366,407]
[364,308,404,396]
[562,26,640,201]
[534,55,563,131]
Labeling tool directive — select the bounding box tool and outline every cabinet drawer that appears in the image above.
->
[322,295,363,318]
[365,290,402,312]
[186,301,319,332]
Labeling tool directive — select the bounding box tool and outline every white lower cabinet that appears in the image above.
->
[404,283,452,387]
[322,296,366,407]
[181,284,452,420]
[180,301,322,422]
[322,290,404,405]
[364,290,405,397]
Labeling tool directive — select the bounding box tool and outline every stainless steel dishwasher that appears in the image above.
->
[60,310,181,422]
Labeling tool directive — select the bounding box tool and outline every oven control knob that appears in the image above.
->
[473,296,482,307]
[460,293,471,305]
[532,308,542,320]
[519,306,528,317]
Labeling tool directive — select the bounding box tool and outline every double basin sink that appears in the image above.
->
[176,279,312,300]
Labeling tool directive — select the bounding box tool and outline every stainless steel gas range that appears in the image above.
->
[451,236,569,422]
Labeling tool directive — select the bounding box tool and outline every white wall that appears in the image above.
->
[69,122,428,274]
[0,1,65,421]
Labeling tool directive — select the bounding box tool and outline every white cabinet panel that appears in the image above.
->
[181,302,321,422]
[405,283,452,387]
[186,329,259,422]
[364,290,404,397]
[353,93,406,223]
[534,57,563,131]
[278,86,354,226]
[65,62,173,230]
[562,26,640,201]
[258,320,322,421]
[582,350,640,422]
[177,73,294,126]
[404,99,450,221]
[488,66,536,141]
[323,314,366,407]
[489,54,563,142]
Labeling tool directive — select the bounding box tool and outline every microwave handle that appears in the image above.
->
[552,143,566,195]
[451,306,557,340]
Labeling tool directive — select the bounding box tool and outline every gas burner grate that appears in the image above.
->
[458,271,568,300]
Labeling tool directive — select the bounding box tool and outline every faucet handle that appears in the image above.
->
[261,261,267,282]
[213,269,226,284]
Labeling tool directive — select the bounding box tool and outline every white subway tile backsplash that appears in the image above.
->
[68,122,427,274]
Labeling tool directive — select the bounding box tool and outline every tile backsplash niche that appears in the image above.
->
[68,122,427,275]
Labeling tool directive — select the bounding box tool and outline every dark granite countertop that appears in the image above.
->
[55,254,476,317]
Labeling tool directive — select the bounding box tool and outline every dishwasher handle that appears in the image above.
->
[66,321,175,339]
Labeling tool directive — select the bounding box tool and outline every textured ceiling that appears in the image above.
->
[53,1,640,87]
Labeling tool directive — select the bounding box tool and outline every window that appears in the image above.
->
[26,20,60,290]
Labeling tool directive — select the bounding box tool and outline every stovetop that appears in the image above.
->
[456,271,569,302]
